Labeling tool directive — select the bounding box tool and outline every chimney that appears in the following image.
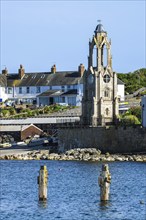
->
[2,67,8,76]
[78,63,85,77]
[51,64,56,74]
[18,64,25,79]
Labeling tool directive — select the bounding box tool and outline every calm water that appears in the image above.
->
[0,160,146,220]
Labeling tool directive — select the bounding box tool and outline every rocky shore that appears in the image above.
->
[0,148,146,162]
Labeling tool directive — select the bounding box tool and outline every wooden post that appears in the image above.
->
[38,165,48,201]
[98,164,111,201]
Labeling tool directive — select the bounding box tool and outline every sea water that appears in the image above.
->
[0,160,145,220]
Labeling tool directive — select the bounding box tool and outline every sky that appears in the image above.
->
[1,0,146,74]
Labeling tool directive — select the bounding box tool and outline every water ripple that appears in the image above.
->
[0,160,145,220]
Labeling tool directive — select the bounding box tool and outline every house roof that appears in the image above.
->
[0,75,7,87]
[0,124,43,132]
[7,71,82,87]
[37,90,64,97]
[62,89,78,95]
[37,89,78,97]
[3,70,124,87]
[117,78,125,85]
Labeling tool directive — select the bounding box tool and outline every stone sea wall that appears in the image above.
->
[58,126,146,153]
[1,148,146,162]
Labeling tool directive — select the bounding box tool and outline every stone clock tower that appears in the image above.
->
[81,22,119,126]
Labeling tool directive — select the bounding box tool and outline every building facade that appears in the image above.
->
[81,23,119,126]
[0,65,124,107]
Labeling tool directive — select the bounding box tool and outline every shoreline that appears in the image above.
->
[0,147,146,162]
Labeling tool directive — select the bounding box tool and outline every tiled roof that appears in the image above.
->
[4,71,123,87]
[7,71,82,87]
[0,124,43,132]
[117,78,125,85]
[0,74,7,87]
[37,89,78,97]
[37,90,63,97]
[62,89,78,95]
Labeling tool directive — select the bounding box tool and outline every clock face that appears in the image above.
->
[88,74,94,84]
[103,74,110,83]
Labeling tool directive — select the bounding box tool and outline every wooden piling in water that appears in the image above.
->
[98,164,111,201]
[38,165,48,201]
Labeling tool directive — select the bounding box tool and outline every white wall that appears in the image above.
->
[117,84,125,101]
[0,87,7,102]
[5,82,124,106]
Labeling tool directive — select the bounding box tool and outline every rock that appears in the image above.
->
[66,149,76,156]
[48,153,60,160]
[105,156,115,162]
[135,156,143,162]
[142,156,146,162]
[66,155,75,160]
[115,157,124,161]
[60,154,68,160]
[4,155,9,160]
[83,153,91,161]
[105,152,110,158]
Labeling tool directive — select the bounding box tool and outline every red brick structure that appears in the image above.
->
[21,124,43,140]
[0,124,43,141]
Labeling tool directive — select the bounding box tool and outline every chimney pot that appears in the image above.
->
[78,64,85,77]
[18,64,25,79]
[2,67,8,76]
[51,64,56,74]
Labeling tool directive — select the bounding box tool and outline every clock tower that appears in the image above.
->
[81,22,119,126]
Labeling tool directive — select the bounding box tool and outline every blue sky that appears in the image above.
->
[1,0,145,73]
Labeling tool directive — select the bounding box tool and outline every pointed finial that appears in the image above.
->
[97,19,101,24]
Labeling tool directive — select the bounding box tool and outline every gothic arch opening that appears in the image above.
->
[102,44,108,67]
[93,45,97,68]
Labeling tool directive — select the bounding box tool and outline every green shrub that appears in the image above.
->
[8,107,16,115]
[120,115,141,125]
[1,109,10,117]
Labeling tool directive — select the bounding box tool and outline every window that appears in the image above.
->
[19,87,22,94]
[68,97,76,106]
[103,74,110,83]
[67,85,71,90]
[62,97,65,102]
[50,86,52,90]
[8,87,12,94]
[36,87,41,93]
[61,86,65,92]
[26,87,30,93]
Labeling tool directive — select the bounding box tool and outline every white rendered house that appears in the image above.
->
[0,64,124,106]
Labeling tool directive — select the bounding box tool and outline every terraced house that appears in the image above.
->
[0,63,124,106]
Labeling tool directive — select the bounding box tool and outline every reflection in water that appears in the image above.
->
[38,200,48,209]
[99,200,111,210]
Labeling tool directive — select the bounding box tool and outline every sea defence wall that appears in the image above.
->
[58,126,146,153]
